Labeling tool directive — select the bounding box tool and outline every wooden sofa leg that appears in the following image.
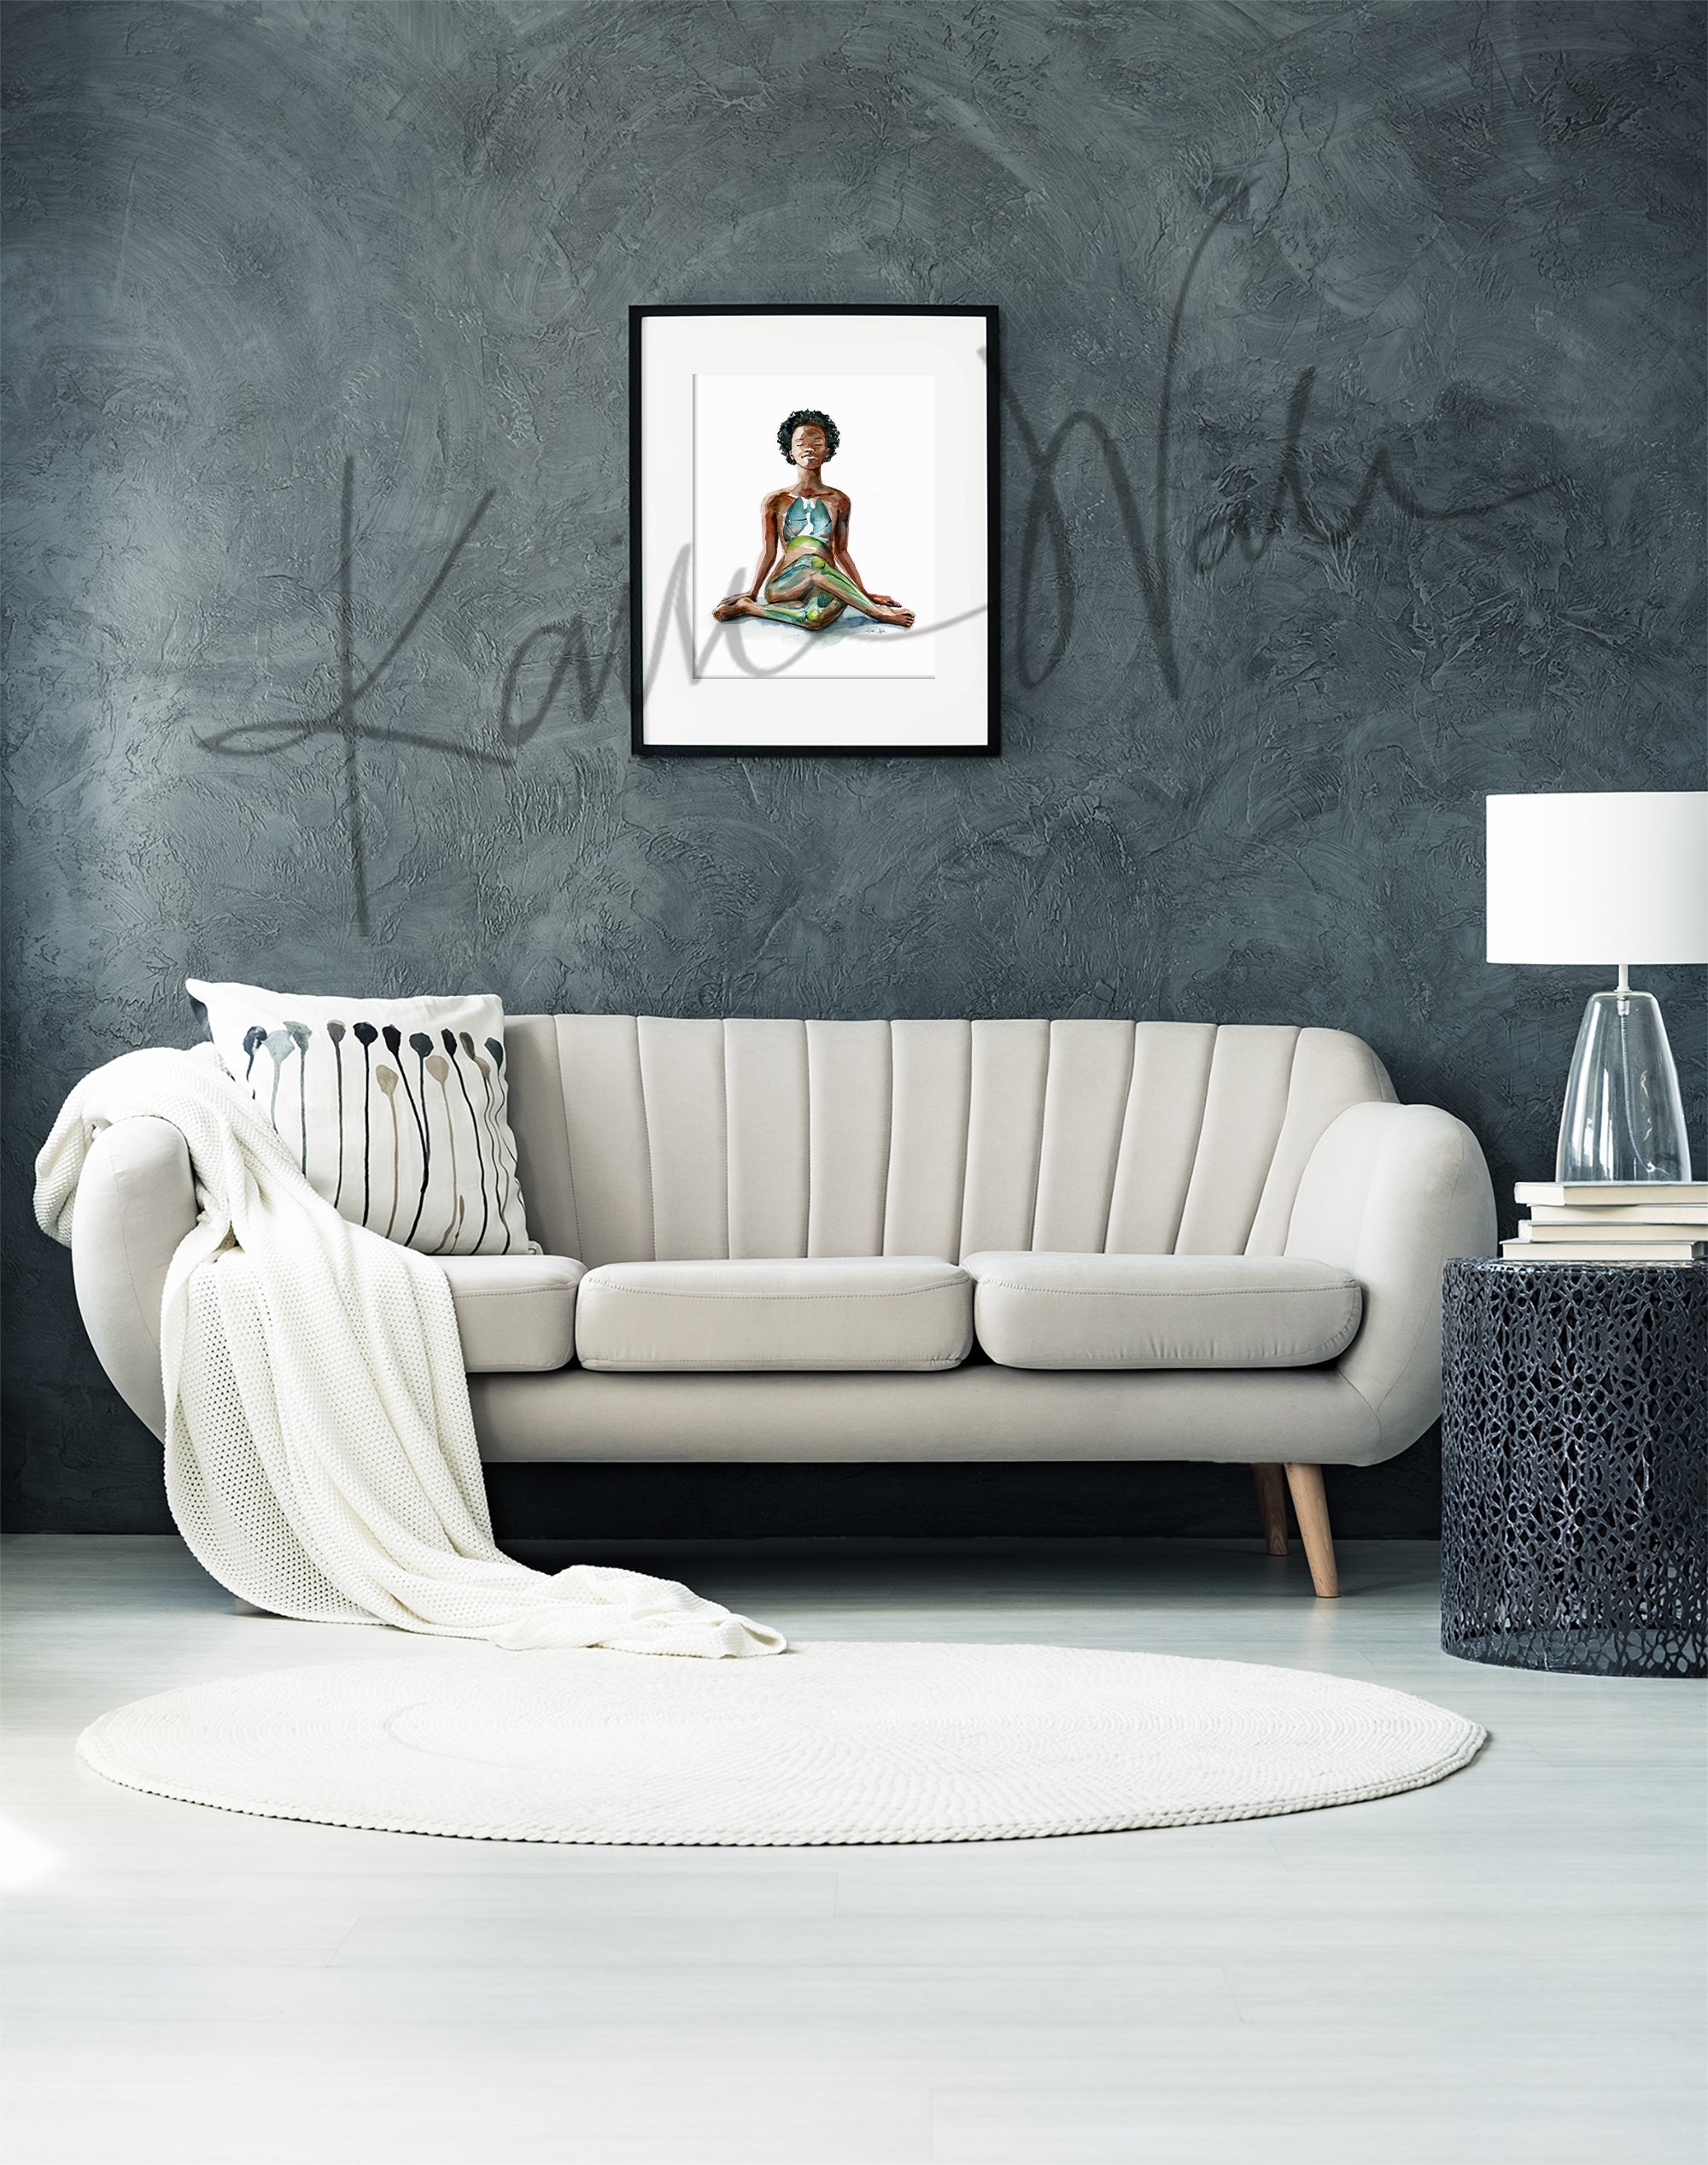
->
[1252,1464,1290,1556]
[1283,1464,1339,1598]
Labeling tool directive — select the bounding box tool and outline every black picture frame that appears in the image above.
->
[629,304,1000,758]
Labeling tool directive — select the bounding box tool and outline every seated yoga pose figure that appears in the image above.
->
[712,411,915,631]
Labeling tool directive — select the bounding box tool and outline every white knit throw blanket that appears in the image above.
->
[35,1046,785,1659]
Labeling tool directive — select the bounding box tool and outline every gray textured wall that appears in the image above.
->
[3,0,1703,1536]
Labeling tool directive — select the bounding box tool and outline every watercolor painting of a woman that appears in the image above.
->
[712,411,915,633]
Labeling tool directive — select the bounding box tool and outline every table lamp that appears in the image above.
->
[1487,791,1708,1183]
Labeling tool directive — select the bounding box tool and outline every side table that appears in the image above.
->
[1440,1257,1706,1677]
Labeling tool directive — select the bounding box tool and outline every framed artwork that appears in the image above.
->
[629,304,999,757]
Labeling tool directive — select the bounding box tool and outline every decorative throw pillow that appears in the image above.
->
[186,980,537,1257]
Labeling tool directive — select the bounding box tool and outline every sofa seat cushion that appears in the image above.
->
[574,1256,974,1372]
[436,1254,583,1373]
[962,1252,1362,1371]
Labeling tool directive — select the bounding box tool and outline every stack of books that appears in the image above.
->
[1501,1182,1708,1263]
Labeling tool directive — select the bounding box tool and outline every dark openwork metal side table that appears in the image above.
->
[1440,1258,1706,1677]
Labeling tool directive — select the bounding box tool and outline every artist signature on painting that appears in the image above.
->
[201,180,1561,926]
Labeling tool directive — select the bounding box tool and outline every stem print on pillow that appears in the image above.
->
[186,980,537,1257]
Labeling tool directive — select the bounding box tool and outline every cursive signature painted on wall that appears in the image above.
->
[1007,183,1561,696]
[197,459,621,933]
[201,185,1564,931]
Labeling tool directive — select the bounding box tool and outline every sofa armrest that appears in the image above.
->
[69,1117,198,1442]
[1284,1101,1496,1460]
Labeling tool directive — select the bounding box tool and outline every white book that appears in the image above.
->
[1500,1240,1707,1263]
[1518,1220,1707,1243]
[1515,1181,1708,1208]
[1530,1202,1708,1225]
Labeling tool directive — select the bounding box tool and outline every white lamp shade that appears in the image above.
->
[1486,792,1708,965]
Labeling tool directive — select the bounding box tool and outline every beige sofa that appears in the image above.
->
[70,1015,1497,1597]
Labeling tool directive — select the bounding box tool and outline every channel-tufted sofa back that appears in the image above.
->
[501,1017,1398,1269]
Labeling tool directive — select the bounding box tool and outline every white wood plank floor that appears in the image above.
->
[3,1533,1703,2165]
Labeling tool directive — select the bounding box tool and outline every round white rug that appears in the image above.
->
[77,1641,1485,1846]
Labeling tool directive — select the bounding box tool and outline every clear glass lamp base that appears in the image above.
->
[1556,981,1693,1183]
